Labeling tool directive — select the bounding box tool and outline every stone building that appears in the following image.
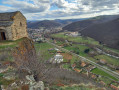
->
[0,11,28,41]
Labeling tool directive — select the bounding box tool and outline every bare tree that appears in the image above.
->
[12,38,48,81]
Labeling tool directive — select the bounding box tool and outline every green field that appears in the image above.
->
[95,55,119,66]
[51,33,119,67]
[0,38,25,50]
[34,42,55,61]
[51,85,101,90]
[104,46,119,54]
[51,32,119,56]
[51,33,99,45]
[91,68,118,81]
[63,44,97,63]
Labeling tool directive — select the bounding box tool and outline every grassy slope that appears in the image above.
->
[34,42,55,60]
[51,33,99,45]
[95,55,119,66]
[51,33,119,66]
[51,33,119,53]
[51,85,103,90]
[91,68,118,81]
[0,38,25,50]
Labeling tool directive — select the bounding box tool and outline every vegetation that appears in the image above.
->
[99,77,112,85]
[34,42,55,60]
[91,68,118,81]
[0,38,26,50]
[95,55,119,66]
[51,85,103,90]
[84,49,90,53]
[51,33,99,45]
[51,33,119,67]
[0,73,14,85]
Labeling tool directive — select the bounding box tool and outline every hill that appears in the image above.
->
[63,15,119,31]
[27,20,62,29]
[54,18,87,26]
[27,18,88,29]
[81,18,119,49]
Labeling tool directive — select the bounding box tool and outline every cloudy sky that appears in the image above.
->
[0,0,119,20]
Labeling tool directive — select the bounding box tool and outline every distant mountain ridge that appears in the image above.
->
[27,18,88,29]
[63,15,119,31]
[27,20,62,29]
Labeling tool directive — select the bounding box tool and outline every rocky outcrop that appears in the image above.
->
[26,75,45,90]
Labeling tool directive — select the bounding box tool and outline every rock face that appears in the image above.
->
[26,75,45,90]
[12,37,36,67]
[0,11,28,41]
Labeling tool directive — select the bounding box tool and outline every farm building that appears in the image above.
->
[50,53,63,63]
[54,53,63,63]
[64,32,79,37]
[0,11,28,41]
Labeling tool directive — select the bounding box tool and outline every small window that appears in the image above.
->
[20,22,22,26]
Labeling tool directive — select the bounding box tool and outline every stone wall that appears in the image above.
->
[11,12,28,40]
[0,26,12,40]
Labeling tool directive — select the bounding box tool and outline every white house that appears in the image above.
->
[51,53,63,63]
[70,32,79,37]
[64,32,79,37]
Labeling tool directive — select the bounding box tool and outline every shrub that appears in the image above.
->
[73,47,80,54]
[84,49,90,53]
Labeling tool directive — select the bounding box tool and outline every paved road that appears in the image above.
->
[44,39,119,81]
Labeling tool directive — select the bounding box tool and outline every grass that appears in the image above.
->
[51,85,100,90]
[0,73,14,85]
[104,46,119,54]
[52,32,119,56]
[63,44,97,62]
[99,77,112,85]
[95,55,119,66]
[53,34,119,66]
[64,44,90,56]
[51,33,99,45]
[34,42,55,60]
[0,38,26,50]
[63,64,71,69]
[91,68,118,81]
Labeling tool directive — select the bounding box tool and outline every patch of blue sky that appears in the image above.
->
[17,0,34,4]
[65,0,76,3]
[0,0,4,5]
[50,5,59,10]
[0,0,11,6]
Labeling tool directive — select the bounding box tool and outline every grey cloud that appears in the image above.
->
[1,0,119,20]
[2,0,50,13]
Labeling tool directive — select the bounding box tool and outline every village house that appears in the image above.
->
[85,65,96,72]
[50,53,63,63]
[99,59,107,64]
[54,53,63,63]
[110,84,119,90]
[100,81,106,86]
[74,68,82,73]
[71,64,76,69]
[64,31,79,37]
[70,32,79,37]
[81,61,87,67]
[0,11,28,41]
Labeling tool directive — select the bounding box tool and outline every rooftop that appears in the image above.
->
[0,11,20,21]
[0,21,13,27]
